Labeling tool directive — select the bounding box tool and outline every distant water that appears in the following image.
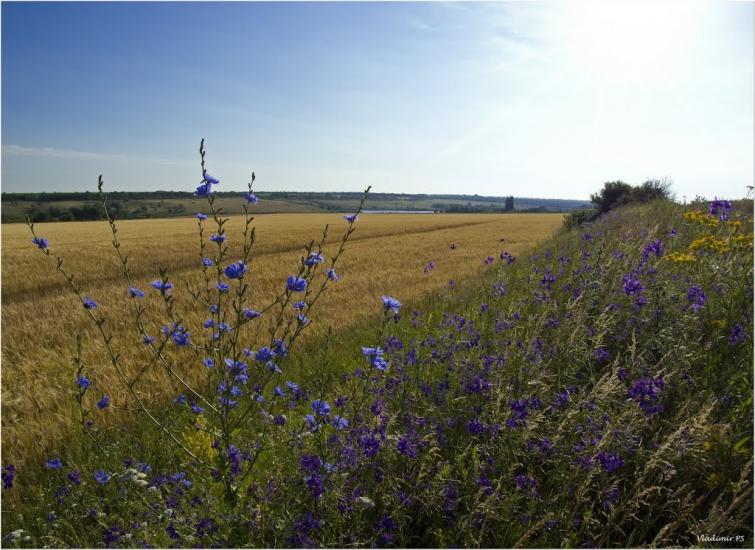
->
[361,209,435,214]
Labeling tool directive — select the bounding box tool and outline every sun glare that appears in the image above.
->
[556,1,706,84]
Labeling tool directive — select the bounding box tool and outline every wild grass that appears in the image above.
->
[1,194,751,548]
[1,211,562,466]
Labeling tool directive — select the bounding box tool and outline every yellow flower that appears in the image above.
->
[706,473,723,488]
[726,220,742,232]
[729,234,754,251]
[712,319,727,329]
[689,235,729,254]
[683,210,719,227]
[666,251,696,263]
[183,417,217,462]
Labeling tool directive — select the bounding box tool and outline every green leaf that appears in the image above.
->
[733,436,751,451]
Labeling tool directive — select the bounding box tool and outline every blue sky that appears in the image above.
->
[2,1,752,199]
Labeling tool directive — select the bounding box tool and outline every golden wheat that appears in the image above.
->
[1,212,562,464]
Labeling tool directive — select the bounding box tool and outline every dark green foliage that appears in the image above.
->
[590,179,673,214]
[565,179,675,229]
[562,207,598,230]
[590,180,635,213]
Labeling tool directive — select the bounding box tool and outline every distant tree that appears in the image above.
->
[70,204,101,221]
[31,209,50,223]
[504,196,514,211]
[632,179,674,204]
[590,181,634,213]
[568,178,674,230]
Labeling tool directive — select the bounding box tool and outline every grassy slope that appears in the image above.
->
[1,200,752,548]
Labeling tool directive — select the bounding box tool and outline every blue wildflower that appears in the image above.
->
[500,251,516,263]
[128,287,145,298]
[641,239,664,260]
[46,458,63,470]
[170,326,190,346]
[326,268,339,281]
[397,435,418,458]
[256,347,274,362]
[311,399,331,416]
[592,347,610,363]
[629,377,665,416]
[2,465,16,489]
[596,451,624,473]
[730,324,746,345]
[209,234,226,244]
[300,454,321,474]
[202,257,213,268]
[150,280,173,294]
[622,274,644,296]
[709,197,732,221]
[332,415,349,430]
[166,522,180,541]
[77,374,91,389]
[217,282,230,294]
[305,414,319,432]
[96,395,110,409]
[82,296,97,309]
[687,284,706,312]
[203,357,214,369]
[304,253,324,266]
[142,334,156,345]
[94,469,110,485]
[202,170,219,184]
[287,276,307,292]
[344,214,358,223]
[515,474,528,491]
[381,295,401,313]
[32,237,49,249]
[243,308,261,319]
[273,339,287,357]
[194,182,213,197]
[224,261,247,279]
[540,270,556,289]
[245,191,258,204]
[196,213,207,221]
[362,346,388,370]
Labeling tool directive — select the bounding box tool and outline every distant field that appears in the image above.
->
[1,191,589,222]
[1,211,562,464]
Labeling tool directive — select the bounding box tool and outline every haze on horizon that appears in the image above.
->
[1,1,752,201]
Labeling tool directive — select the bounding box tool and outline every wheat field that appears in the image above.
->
[1,212,562,464]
